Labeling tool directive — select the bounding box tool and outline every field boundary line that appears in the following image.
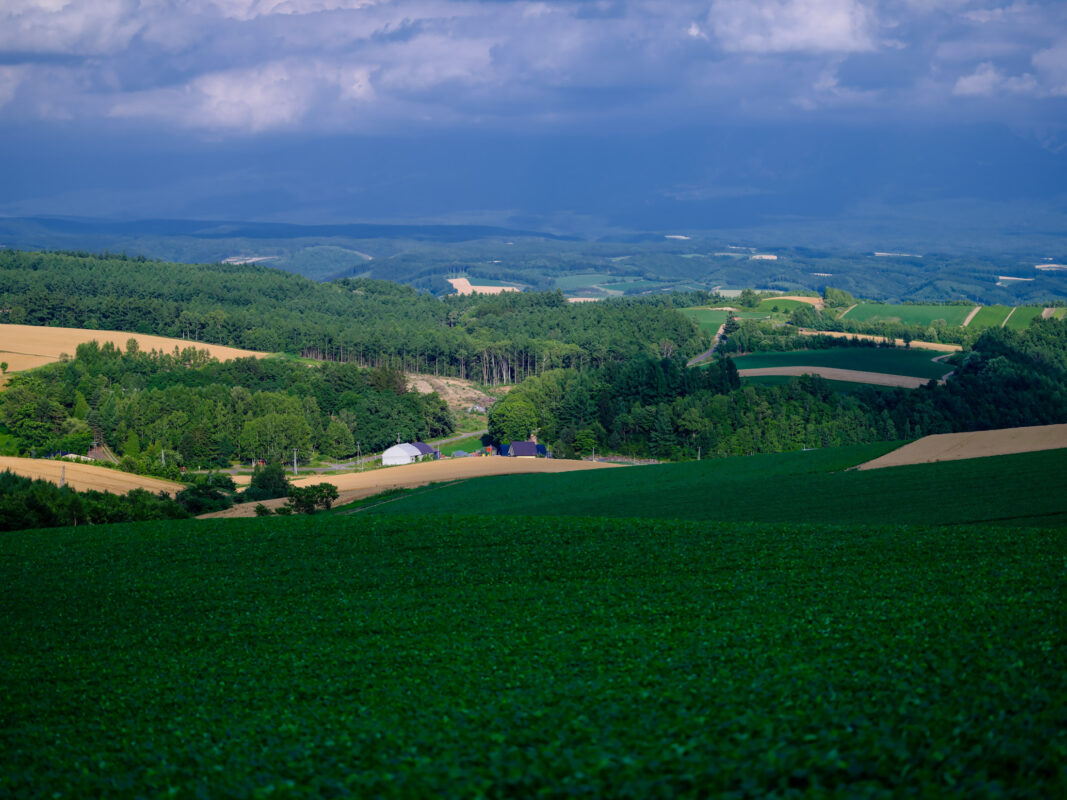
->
[342,480,465,514]
[1002,307,1016,328]
[961,305,981,327]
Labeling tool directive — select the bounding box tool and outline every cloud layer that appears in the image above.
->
[0,0,1064,135]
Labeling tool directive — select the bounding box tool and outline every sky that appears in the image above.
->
[2,0,1066,238]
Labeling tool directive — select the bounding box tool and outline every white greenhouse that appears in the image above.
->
[381,442,422,466]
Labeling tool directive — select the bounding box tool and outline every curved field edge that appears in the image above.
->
[368,445,1067,527]
[2,515,1064,798]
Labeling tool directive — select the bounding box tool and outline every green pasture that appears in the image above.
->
[372,446,1067,528]
[553,273,614,290]
[756,297,811,312]
[679,307,729,335]
[967,305,1014,329]
[4,512,1065,798]
[1004,306,1045,331]
[437,434,487,456]
[843,303,974,327]
[602,279,666,293]
[730,346,952,380]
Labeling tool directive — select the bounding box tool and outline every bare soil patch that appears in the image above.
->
[0,324,267,376]
[856,424,1067,470]
[738,366,933,388]
[201,457,623,518]
[0,457,184,496]
[447,278,520,296]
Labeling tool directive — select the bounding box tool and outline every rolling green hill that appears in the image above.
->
[367,445,1067,528]
[3,513,1064,798]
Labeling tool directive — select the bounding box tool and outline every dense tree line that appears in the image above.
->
[0,341,454,473]
[0,251,704,384]
[493,319,1067,460]
[0,471,188,531]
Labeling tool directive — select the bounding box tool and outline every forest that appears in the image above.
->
[0,341,453,474]
[490,320,1067,460]
[0,250,705,384]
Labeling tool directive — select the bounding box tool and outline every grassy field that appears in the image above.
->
[437,434,487,456]
[3,513,1065,798]
[679,307,729,335]
[601,279,666,293]
[740,375,877,392]
[843,304,974,327]
[1004,306,1045,331]
[553,272,615,290]
[370,446,1067,527]
[730,347,952,380]
[967,305,1013,328]
[756,297,810,312]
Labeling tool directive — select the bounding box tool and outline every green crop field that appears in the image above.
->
[843,303,974,327]
[731,347,952,380]
[371,446,1067,528]
[968,305,1014,328]
[679,307,730,335]
[756,297,811,312]
[4,513,1065,798]
[1004,306,1045,331]
[461,277,524,288]
[553,273,615,290]
[603,279,666,293]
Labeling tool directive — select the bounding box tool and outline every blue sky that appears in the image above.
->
[2,0,1066,236]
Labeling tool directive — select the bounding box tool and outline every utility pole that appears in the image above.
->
[293,448,298,476]
[357,442,363,471]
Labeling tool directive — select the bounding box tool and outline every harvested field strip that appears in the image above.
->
[0,457,184,496]
[856,423,1067,470]
[0,324,267,370]
[203,457,623,518]
[961,305,981,326]
[798,329,961,352]
[737,367,931,388]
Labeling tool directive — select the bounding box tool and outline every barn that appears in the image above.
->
[509,441,539,458]
[382,443,422,466]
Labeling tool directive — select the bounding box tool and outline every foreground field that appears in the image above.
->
[204,456,623,518]
[737,366,932,388]
[857,423,1067,469]
[0,323,267,377]
[371,445,1067,527]
[0,457,184,496]
[3,516,1063,798]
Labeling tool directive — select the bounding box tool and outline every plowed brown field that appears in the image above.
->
[0,457,184,496]
[856,424,1067,470]
[0,324,267,378]
[201,457,624,518]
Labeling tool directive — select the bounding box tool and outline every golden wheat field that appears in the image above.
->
[0,457,185,496]
[0,324,267,378]
[856,424,1067,469]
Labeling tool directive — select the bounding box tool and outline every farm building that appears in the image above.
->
[509,441,538,458]
[382,442,440,466]
[382,443,422,466]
